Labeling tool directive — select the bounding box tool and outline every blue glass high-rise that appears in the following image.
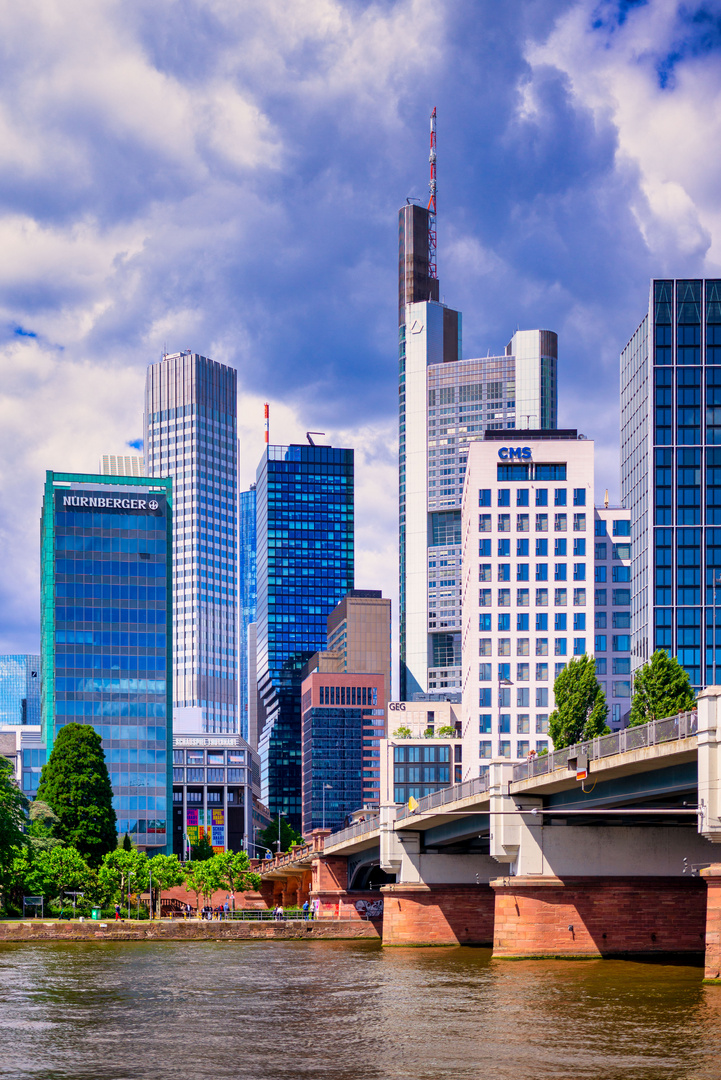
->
[0,656,41,725]
[238,486,257,743]
[40,472,173,851]
[255,444,354,830]
[621,279,721,689]
[145,352,238,734]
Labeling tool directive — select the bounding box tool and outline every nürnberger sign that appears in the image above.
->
[55,489,166,514]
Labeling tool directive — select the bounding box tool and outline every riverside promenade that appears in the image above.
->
[0,918,380,943]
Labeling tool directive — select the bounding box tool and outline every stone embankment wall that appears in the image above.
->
[0,919,380,943]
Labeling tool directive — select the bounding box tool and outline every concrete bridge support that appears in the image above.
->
[381,883,495,946]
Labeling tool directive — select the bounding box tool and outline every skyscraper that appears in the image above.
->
[238,485,257,743]
[144,352,238,733]
[398,238,558,698]
[255,443,354,829]
[621,279,721,689]
[40,471,173,852]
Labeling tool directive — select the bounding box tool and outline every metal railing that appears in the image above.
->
[324,815,380,848]
[512,711,698,782]
[395,774,490,822]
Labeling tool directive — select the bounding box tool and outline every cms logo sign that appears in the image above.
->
[389,702,406,712]
[498,446,532,461]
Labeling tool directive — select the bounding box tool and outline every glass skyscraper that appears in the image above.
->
[398,199,558,699]
[0,655,41,725]
[40,471,173,852]
[621,279,721,689]
[239,485,257,744]
[255,444,354,830]
[144,352,238,734]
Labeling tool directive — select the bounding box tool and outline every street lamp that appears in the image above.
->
[322,784,333,830]
[276,810,286,853]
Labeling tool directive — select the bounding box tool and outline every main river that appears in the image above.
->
[2,941,721,1079]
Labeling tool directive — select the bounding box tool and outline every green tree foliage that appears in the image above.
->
[98,848,149,905]
[122,832,132,851]
[258,818,303,856]
[147,854,185,916]
[436,725,457,738]
[36,723,117,864]
[629,649,697,727]
[190,834,215,861]
[213,850,261,897]
[392,726,412,739]
[26,801,62,853]
[36,846,90,901]
[549,655,610,749]
[0,757,28,889]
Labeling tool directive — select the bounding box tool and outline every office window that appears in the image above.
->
[613,566,631,582]
[536,538,549,557]
[517,638,530,656]
[517,563,530,581]
[613,635,631,651]
[498,564,511,581]
[498,489,510,507]
[614,681,632,697]
[596,658,607,674]
[573,637,586,655]
[573,513,586,532]
[595,634,607,651]
[479,514,492,533]
[536,663,548,681]
[595,542,607,560]
[595,519,607,537]
[498,588,511,607]
[595,611,607,629]
[517,538,529,557]
[573,488,586,506]
[555,489,567,507]
[536,489,548,507]
[478,663,492,681]
[479,688,492,707]
[612,657,631,674]
[479,588,492,608]
[517,663,530,681]
[555,537,567,557]
[595,565,607,583]
[517,489,529,507]
[499,714,511,734]
[517,741,530,758]
[517,613,529,631]
[612,519,631,536]
[536,638,549,656]
[479,741,492,759]
[498,662,511,679]
[517,688,530,707]
[479,489,492,507]
[479,715,492,734]
[573,588,586,606]
[536,513,548,532]
[479,638,492,656]
[555,638,567,656]
[595,588,607,605]
[536,588,548,606]
[574,538,586,557]
[517,513,530,532]
[498,640,511,656]
[555,612,567,631]
[613,588,631,605]
[613,543,631,560]
[536,563,548,581]
[479,564,492,582]
[517,588,530,607]
[555,563,567,581]
[498,538,511,557]
[498,514,511,532]
[536,612,548,631]
[536,740,549,754]
[499,741,511,759]
[612,611,631,629]
[517,715,530,734]
[555,588,567,606]
[479,539,492,557]
[536,716,549,734]
[555,662,566,679]
[536,687,549,707]
[555,513,567,532]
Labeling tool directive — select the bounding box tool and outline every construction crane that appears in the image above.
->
[428,107,437,281]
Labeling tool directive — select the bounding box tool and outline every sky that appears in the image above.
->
[1,0,721,662]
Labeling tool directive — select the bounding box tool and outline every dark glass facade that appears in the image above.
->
[238,486,257,743]
[256,445,354,830]
[622,279,721,689]
[41,472,173,851]
[393,742,452,804]
[0,655,41,725]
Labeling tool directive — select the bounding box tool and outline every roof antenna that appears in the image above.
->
[428,108,437,281]
[306,432,325,447]
[604,488,609,508]
[264,403,269,445]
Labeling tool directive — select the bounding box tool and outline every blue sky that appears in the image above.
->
[1,0,721,655]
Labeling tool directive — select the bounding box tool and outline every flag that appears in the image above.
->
[408,796,419,811]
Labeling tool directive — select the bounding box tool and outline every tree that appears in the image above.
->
[258,818,303,856]
[36,723,117,865]
[0,757,28,890]
[147,854,185,917]
[183,860,221,914]
[26,801,62,853]
[122,833,132,851]
[35,845,90,905]
[213,850,261,901]
[190,835,215,861]
[392,726,412,739]
[629,649,696,727]
[437,725,457,738]
[549,655,610,749]
[99,848,148,908]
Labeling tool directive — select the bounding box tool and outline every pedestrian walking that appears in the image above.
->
[223,901,230,920]
[302,900,309,920]
[114,903,121,921]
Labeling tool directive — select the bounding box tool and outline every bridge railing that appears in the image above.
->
[395,774,491,822]
[512,710,698,782]
[324,815,381,848]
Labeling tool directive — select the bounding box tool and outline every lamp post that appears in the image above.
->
[322,784,333,831]
[276,810,285,853]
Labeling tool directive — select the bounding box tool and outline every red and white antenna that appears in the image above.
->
[427,107,437,281]
[264,402,269,444]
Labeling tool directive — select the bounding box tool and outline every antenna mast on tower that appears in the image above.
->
[427,107,437,281]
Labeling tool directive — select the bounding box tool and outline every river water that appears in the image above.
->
[1,941,721,1080]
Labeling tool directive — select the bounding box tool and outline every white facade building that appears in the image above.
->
[461,432,595,775]
[400,298,558,701]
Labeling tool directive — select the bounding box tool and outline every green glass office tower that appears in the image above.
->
[41,472,173,852]
[621,279,721,689]
[255,444,354,830]
[239,486,257,744]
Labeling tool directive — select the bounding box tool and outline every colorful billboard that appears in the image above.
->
[185,806,225,852]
